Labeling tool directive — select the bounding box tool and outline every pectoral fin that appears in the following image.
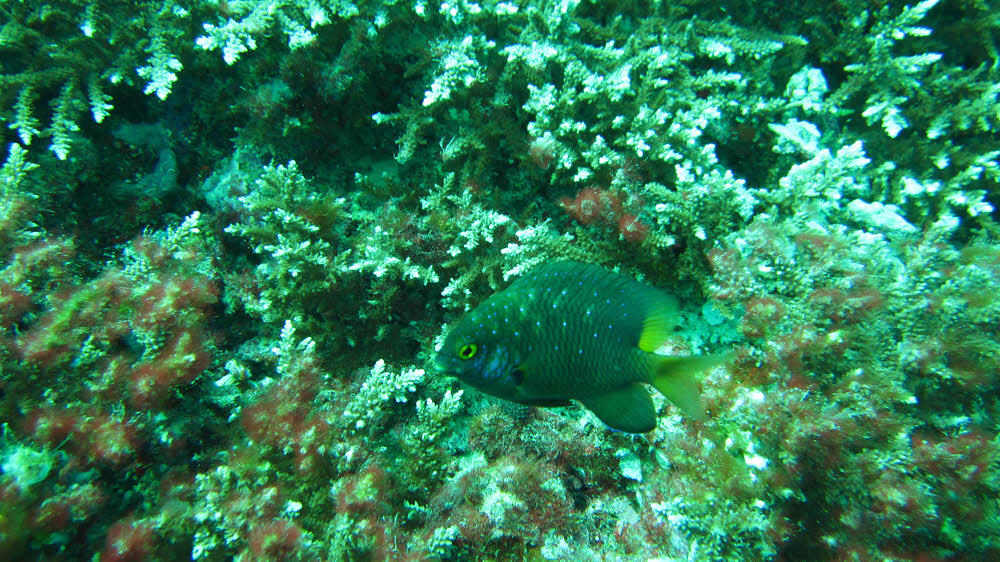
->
[580,383,657,433]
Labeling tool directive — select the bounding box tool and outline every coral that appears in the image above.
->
[13,214,218,412]
[100,518,157,562]
[0,441,55,491]
[1,0,999,560]
[616,213,649,244]
[559,186,624,227]
[0,2,192,159]
[0,144,39,246]
[31,483,106,532]
[342,359,425,434]
[221,160,441,343]
[242,519,307,561]
[831,0,945,139]
[23,406,141,467]
[395,390,464,493]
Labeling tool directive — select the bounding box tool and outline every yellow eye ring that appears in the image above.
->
[458,343,477,360]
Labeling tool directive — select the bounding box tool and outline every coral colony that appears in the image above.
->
[1,0,999,560]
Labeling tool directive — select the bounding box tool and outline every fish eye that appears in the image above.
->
[458,343,478,360]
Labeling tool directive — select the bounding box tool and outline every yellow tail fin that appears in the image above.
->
[649,353,732,421]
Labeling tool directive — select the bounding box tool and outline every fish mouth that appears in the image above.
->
[431,354,455,375]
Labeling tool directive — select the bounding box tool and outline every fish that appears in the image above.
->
[434,260,726,433]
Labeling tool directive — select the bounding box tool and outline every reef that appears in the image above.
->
[1,0,998,560]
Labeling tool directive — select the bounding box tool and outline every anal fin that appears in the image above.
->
[580,383,657,433]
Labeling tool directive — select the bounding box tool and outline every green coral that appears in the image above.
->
[1,1,192,159]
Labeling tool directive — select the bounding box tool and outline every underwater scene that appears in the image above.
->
[1,0,998,560]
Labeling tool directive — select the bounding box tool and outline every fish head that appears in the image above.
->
[434,320,523,399]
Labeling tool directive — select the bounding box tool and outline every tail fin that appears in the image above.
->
[649,353,732,421]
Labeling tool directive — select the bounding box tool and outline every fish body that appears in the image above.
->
[435,261,721,433]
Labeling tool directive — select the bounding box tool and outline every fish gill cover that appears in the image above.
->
[0,0,998,560]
